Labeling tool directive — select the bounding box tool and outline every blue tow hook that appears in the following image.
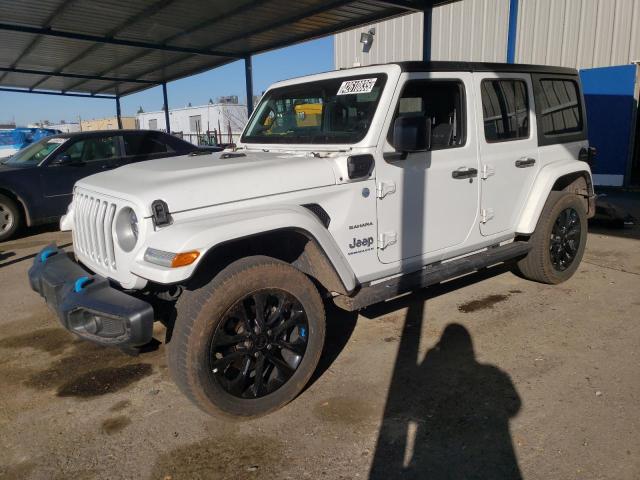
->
[40,248,57,263]
[74,276,93,293]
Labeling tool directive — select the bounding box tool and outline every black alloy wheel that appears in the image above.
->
[209,289,309,399]
[549,207,581,271]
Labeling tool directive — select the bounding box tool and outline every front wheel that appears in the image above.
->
[0,194,21,242]
[167,256,326,418]
[514,191,588,284]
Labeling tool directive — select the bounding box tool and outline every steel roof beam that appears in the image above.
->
[0,86,115,99]
[0,23,240,58]
[0,67,156,85]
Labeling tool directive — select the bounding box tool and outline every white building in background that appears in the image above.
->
[334,0,640,70]
[137,103,248,145]
[47,122,81,133]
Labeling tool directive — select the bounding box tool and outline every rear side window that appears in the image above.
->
[124,133,174,156]
[481,80,529,142]
[537,79,583,136]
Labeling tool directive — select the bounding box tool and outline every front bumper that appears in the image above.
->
[28,244,154,348]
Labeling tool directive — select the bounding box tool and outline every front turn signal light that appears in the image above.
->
[144,248,200,268]
[171,251,200,268]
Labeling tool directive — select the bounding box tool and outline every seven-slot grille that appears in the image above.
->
[73,191,117,270]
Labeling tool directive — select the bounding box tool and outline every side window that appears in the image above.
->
[124,133,174,157]
[481,80,529,142]
[388,80,466,150]
[537,79,583,136]
[63,141,85,162]
[63,137,118,163]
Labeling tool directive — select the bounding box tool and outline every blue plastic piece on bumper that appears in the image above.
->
[74,276,92,293]
[39,247,56,263]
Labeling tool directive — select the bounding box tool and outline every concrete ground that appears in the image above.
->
[0,221,639,480]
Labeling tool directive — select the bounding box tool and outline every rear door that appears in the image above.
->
[475,73,540,236]
[121,131,181,165]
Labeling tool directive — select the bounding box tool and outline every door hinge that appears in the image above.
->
[378,231,397,249]
[481,164,495,180]
[481,208,495,223]
[376,181,396,199]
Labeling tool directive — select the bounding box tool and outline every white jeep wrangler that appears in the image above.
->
[30,61,595,418]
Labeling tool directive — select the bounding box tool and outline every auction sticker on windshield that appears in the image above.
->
[47,138,67,144]
[337,78,377,95]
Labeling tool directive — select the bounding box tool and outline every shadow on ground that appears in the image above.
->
[366,265,522,480]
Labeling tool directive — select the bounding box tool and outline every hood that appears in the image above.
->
[77,151,336,215]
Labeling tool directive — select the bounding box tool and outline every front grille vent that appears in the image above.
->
[73,192,117,270]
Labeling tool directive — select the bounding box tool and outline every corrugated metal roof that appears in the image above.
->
[0,0,452,97]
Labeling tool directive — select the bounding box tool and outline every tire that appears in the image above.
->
[514,191,587,284]
[0,194,21,242]
[167,255,326,418]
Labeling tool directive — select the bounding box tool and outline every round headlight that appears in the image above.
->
[115,207,139,252]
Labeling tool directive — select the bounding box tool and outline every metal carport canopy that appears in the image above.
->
[0,0,454,101]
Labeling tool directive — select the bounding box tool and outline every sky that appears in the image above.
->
[0,36,334,126]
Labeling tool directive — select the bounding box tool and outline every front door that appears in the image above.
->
[40,135,122,217]
[376,73,480,265]
[475,73,540,236]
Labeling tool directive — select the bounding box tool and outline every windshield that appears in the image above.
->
[4,137,67,166]
[242,74,387,144]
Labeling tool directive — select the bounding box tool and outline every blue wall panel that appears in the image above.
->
[580,64,638,185]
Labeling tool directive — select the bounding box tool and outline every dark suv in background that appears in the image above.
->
[0,129,216,241]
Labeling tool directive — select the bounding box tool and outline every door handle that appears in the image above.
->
[515,157,536,168]
[451,167,478,179]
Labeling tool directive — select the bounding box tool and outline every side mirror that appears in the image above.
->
[51,154,83,166]
[392,116,431,153]
[50,154,72,166]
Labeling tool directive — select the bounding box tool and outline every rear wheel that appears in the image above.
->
[514,191,587,284]
[167,256,325,418]
[0,194,21,242]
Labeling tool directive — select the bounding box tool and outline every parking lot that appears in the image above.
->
[0,217,638,480]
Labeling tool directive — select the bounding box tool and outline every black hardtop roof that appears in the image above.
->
[396,61,578,76]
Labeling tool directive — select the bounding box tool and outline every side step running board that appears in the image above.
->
[333,241,530,311]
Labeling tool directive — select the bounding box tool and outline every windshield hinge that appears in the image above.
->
[376,181,396,199]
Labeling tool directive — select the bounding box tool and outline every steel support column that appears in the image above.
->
[244,56,254,116]
[507,0,519,63]
[162,82,171,133]
[116,95,123,129]
[422,4,432,61]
